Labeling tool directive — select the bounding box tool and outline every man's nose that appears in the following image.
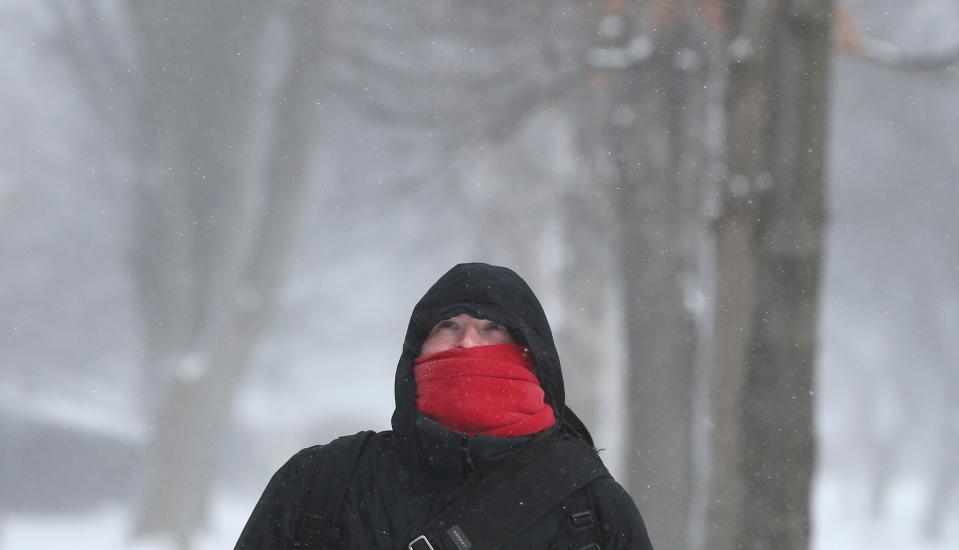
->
[458,325,485,348]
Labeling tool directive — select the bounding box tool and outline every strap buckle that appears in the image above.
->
[409,535,435,550]
[570,510,595,529]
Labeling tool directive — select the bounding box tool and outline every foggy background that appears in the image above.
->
[1,0,957,549]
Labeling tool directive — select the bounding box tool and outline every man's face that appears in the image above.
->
[419,313,516,356]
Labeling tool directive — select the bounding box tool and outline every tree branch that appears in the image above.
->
[851,36,959,72]
[835,3,959,74]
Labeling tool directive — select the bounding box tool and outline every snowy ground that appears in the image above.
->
[813,475,958,550]
[2,476,956,550]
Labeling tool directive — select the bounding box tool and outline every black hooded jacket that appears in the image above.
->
[235,263,654,550]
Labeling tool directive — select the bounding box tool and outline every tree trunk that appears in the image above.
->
[556,191,616,432]
[707,2,831,549]
[599,4,711,547]
[130,2,323,545]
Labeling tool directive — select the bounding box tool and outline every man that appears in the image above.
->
[235,263,653,549]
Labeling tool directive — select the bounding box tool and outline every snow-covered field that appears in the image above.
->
[813,475,958,550]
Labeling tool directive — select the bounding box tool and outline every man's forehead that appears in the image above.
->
[430,305,499,324]
[433,313,496,324]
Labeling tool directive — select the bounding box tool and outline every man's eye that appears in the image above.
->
[436,320,457,330]
[487,323,504,331]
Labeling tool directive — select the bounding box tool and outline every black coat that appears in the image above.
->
[236,263,654,550]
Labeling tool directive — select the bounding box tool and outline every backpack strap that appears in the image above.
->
[408,436,610,550]
[293,430,375,549]
[562,485,603,550]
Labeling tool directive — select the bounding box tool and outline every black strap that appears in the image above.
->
[411,436,610,550]
[564,485,602,550]
[293,430,375,549]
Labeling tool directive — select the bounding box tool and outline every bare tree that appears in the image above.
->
[581,3,832,550]
[584,1,716,547]
[706,2,832,550]
[122,1,326,546]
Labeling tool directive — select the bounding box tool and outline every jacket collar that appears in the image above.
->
[414,415,547,479]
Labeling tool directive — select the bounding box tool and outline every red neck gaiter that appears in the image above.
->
[414,344,556,437]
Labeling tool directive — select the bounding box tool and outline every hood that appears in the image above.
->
[391,262,593,445]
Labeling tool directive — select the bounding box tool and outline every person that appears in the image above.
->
[235,263,654,549]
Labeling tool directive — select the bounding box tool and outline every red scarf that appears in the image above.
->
[414,344,556,437]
